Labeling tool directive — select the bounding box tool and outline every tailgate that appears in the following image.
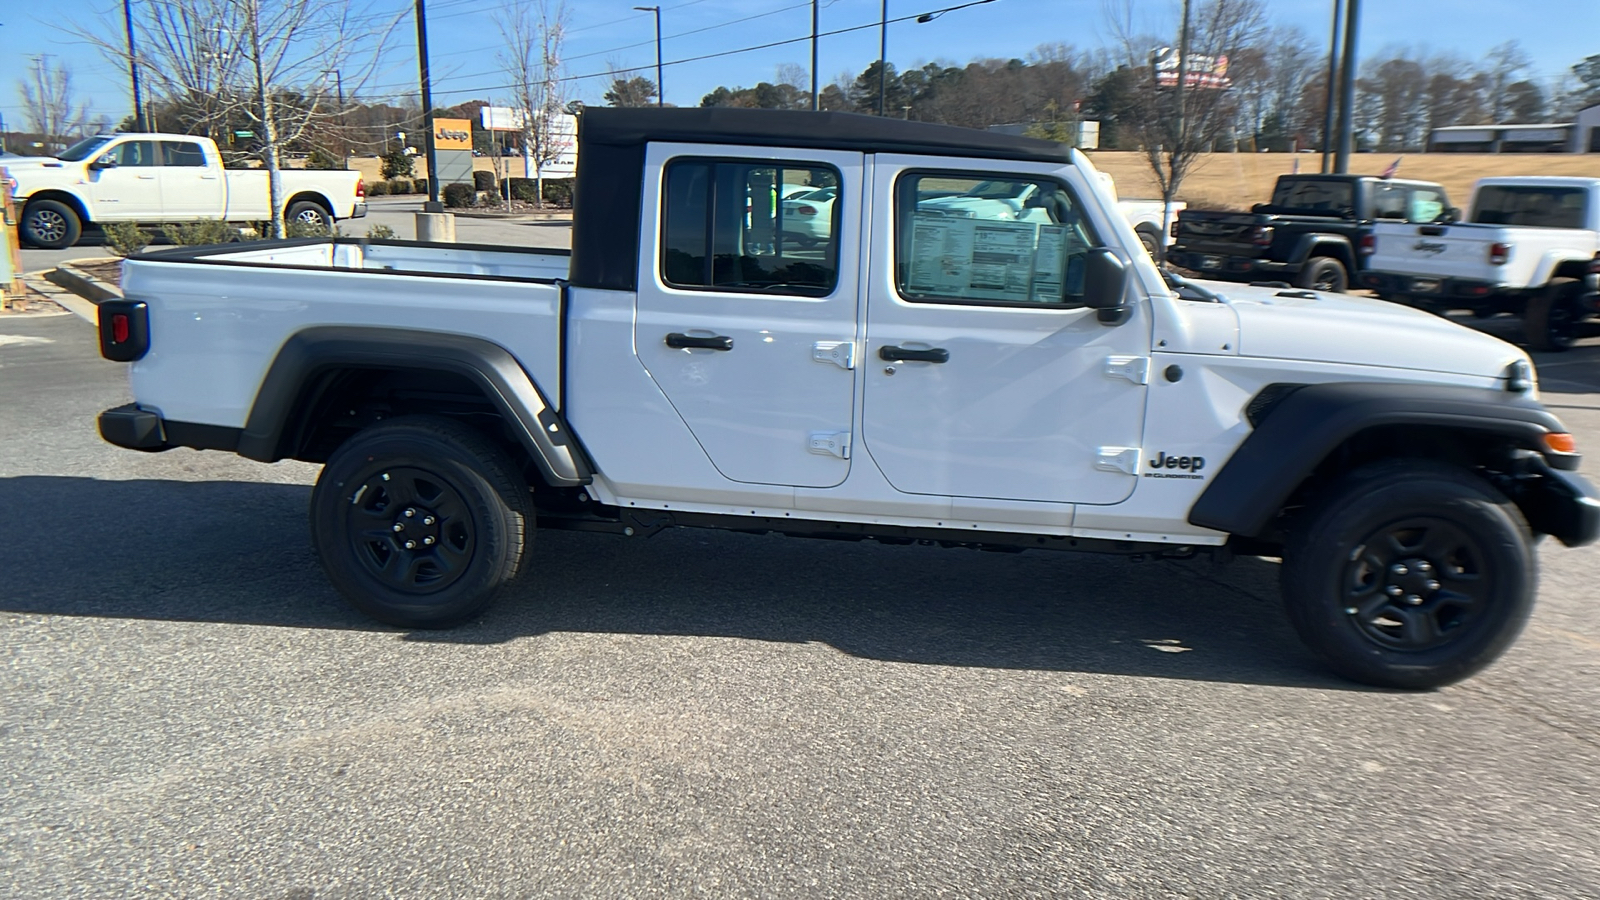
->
[1174,211,1270,256]
[1368,222,1502,281]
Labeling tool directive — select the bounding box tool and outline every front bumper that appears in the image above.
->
[1520,460,1600,548]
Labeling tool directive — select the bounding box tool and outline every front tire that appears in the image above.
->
[1280,461,1536,689]
[1296,256,1348,293]
[1524,277,1585,352]
[21,199,83,249]
[310,415,533,628]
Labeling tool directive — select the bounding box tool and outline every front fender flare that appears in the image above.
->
[1188,381,1573,538]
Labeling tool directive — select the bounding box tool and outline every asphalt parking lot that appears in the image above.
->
[3,262,1599,897]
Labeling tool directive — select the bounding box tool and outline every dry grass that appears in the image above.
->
[1086,151,1600,207]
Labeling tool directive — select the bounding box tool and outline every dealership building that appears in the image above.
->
[1429,102,1600,153]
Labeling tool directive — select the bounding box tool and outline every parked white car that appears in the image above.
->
[1364,176,1600,350]
[779,186,837,245]
[11,133,367,249]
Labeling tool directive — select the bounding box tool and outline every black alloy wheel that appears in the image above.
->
[1281,461,1535,689]
[1298,256,1348,293]
[311,415,533,628]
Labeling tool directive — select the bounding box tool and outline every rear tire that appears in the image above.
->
[310,415,533,628]
[1296,256,1348,293]
[1280,461,1536,689]
[1136,226,1162,261]
[1524,277,1585,352]
[21,199,83,249]
[285,200,334,234]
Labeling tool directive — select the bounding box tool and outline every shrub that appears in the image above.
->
[367,180,390,196]
[380,147,414,180]
[286,219,340,238]
[541,178,574,207]
[161,219,241,246]
[502,177,537,202]
[442,182,476,208]
[102,221,151,257]
[412,177,430,196]
[473,170,496,193]
[366,224,397,240]
[305,147,343,170]
[387,179,411,195]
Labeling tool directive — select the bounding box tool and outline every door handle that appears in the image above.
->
[665,332,734,351]
[879,344,949,363]
[136,174,157,180]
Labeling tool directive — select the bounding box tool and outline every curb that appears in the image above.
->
[18,269,97,323]
[46,260,124,305]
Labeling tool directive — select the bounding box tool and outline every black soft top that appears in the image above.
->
[570,107,1074,292]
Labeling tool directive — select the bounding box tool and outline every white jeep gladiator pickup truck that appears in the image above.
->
[1363,176,1600,351]
[9,132,367,249]
[95,108,1598,689]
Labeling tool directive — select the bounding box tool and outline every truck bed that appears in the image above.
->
[121,239,571,429]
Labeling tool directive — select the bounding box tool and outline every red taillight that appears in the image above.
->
[1489,242,1511,265]
[1170,221,1179,238]
[356,178,366,200]
[1360,233,1376,256]
[797,205,817,216]
[112,314,130,344]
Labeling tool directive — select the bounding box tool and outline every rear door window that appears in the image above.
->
[1269,179,1354,214]
[161,141,207,167]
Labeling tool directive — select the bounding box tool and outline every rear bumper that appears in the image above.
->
[98,403,242,454]
[1167,250,1294,280]
[348,203,368,219]
[1360,270,1503,303]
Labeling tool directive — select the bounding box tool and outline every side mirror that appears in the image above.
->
[1445,206,1461,223]
[1083,247,1131,325]
[1251,203,1267,213]
[89,156,118,170]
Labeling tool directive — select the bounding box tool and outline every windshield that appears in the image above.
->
[57,136,113,162]
[1472,186,1588,228]
[1269,178,1354,214]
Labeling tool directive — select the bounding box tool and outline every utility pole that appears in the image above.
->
[878,0,888,115]
[1320,0,1342,173]
[122,0,145,130]
[1334,0,1360,172]
[333,70,347,169]
[1173,0,1192,169]
[416,0,442,211]
[810,0,819,111]
[634,7,662,107]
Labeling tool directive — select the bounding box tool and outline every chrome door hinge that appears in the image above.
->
[813,340,856,370]
[1095,446,1141,476]
[808,431,852,459]
[1103,355,1150,385]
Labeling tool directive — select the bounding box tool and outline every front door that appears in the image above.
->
[860,158,1150,506]
[634,146,863,488]
[88,139,163,221]
[158,140,225,220]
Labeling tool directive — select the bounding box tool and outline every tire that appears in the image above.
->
[1280,460,1536,689]
[1524,277,1585,352]
[1295,256,1348,293]
[21,199,83,249]
[285,200,333,233]
[310,415,534,628]
[1136,227,1162,261]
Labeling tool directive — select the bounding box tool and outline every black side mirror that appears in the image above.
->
[1445,206,1461,223]
[1251,203,1267,213]
[1084,247,1130,325]
[89,156,118,170]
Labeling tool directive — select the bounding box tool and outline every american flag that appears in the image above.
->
[1380,157,1402,179]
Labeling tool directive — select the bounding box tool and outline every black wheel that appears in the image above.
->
[1296,256,1348,293]
[285,200,333,233]
[310,415,533,628]
[1524,277,1585,352]
[21,199,83,249]
[1281,461,1536,689]
[1136,227,1162,261]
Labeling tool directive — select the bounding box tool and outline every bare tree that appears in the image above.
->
[1105,0,1267,247]
[497,0,570,208]
[69,0,401,237]
[1484,41,1532,123]
[17,57,89,151]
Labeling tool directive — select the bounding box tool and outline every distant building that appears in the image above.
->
[1429,103,1600,153]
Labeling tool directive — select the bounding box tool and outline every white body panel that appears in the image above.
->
[11,133,364,225]
[1368,177,1600,289]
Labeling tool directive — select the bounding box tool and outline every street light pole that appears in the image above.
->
[811,0,819,111]
[878,0,888,116]
[1320,0,1343,173]
[416,0,442,211]
[324,68,347,169]
[1334,0,1360,172]
[123,0,145,131]
[634,6,663,107]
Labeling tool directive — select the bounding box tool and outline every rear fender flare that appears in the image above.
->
[1288,233,1355,270]
[239,326,590,486]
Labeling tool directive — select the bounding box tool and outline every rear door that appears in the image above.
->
[158,140,225,219]
[859,157,1150,506]
[633,144,862,488]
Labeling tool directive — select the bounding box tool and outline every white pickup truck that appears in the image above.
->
[8,132,367,249]
[94,108,1597,689]
[1363,176,1600,350]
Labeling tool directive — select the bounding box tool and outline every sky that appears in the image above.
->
[2,0,1598,132]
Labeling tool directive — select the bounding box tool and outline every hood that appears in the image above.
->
[1201,280,1528,382]
[0,156,67,170]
